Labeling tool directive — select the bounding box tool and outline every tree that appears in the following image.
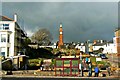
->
[93,48,104,54]
[99,48,104,53]
[24,37,31,46]
[23,37,31,55]
[27,48,55,59]
[31,28,53,45]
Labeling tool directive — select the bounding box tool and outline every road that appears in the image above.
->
[1,76,120,80]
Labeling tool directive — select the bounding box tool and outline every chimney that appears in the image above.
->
[93,40,97,44]
[100,40,103,43]
[14,13,17,22]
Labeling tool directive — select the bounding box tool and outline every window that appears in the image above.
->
[1,34,6,42]
[1,52,5,56]
[3,24,9,30]
[1,47,5,57]
[0,24,9,30]
[3,24,9,26]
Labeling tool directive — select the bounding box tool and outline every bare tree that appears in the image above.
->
[31,28,53,45]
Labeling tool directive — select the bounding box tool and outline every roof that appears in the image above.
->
[0,16,14,21]
[92,43,107,46]
[108,40,113,43]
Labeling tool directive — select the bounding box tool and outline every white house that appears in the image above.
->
[0,14,27,58]
[92,42,116,54]
[75,40,117,54]
[75,43,86,52]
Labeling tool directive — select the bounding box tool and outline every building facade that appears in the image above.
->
[0,14,27,58]
[113,29,120,54]
[75,40,117,54]
[92,42,116,54]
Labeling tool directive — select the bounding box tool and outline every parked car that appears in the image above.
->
[100,54,108,59]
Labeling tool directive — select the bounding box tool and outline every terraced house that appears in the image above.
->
[0,14,27,58]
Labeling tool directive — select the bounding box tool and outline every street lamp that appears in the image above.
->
[85,40,90,54]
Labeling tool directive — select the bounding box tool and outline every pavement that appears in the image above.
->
[107,54,120,63]
[1,76,120,80]
[1,70,120,80]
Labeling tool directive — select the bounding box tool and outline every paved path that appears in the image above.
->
[1,76,120,80]
[106,54,119,68]
[1,70,120,80]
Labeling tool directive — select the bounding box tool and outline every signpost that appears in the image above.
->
[80,53,82,76]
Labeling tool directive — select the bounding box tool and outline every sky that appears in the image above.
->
[1,1,118,42]
[1,0,119,2]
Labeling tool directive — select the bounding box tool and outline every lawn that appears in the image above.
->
[55,59,79,74]
[90,57,96,63]
[55,60,79,67]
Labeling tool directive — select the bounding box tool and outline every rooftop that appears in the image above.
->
[0,16,14,21]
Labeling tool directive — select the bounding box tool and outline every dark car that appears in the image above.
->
[100,54,108,59]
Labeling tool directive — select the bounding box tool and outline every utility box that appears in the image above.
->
[12,55,28,70]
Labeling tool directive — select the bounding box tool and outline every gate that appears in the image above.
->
[55,58,80,76]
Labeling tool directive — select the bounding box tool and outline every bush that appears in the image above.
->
[90,57,96,63]
[27,48,55,59]
[45,47,53,52]
[29,59,41,64]
[29,63,36,66]
[28,58,43,70]
[96,61,106,65]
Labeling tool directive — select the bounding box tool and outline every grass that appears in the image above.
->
[56,60,79,67]
[64,60,70,64]
[90,57,111,68]
[90,57,96,63]
[72,60,79,66]
[55,60,79,74]
[96,61,106,65]
[56,60,62,66]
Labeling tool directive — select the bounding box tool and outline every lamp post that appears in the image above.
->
[85,40,90,54]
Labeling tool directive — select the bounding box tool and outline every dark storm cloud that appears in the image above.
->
[0,2,2,14]
[2,2,118,42]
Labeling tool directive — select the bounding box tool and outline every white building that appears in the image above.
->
[92,42,117,54]
[75,43,85,52]
[75,40,117,54]
[0,14,27,58]
[113,29,120,54]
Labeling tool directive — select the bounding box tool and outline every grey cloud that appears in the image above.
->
[0,3,2,15]
[2,2,118,42]
[2,0,119,2]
